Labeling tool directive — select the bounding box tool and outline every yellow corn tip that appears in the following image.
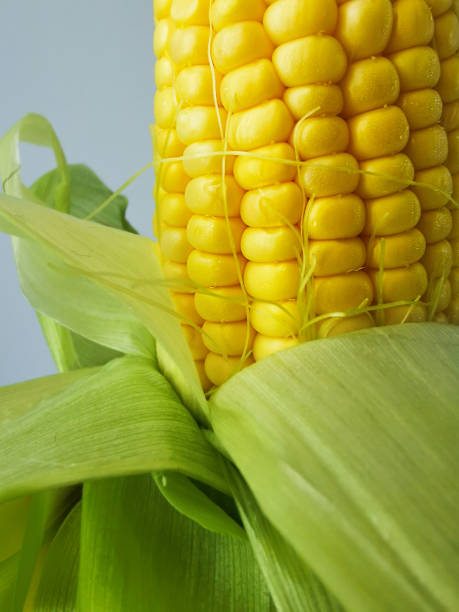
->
[152,0,459,388]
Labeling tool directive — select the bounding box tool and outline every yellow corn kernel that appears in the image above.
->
[195,286,247,322]
[309,238,366,276]
[434,11,459,59]
[421,240,453,278]
[154,0,172,21]
[273,36,348,88]
[185,175,243,217]
[251,300,300,337]
[162,260,189,285]
[194,360,212,392]
[357,154,414,199]
[183,141,235,177]
[412,166,453,210]
[386,0,434,54]
[390,47,441,92]
[437,55,459,103]
[425,0,453,17]
[241,227,299,263]
[170,0,209,26]
[442,100,459,131]
[202,320,254,356]
[155,57,176,89]
[220,59,284,113]
[300,153,360,198]
[253,335,299,361]
[292,116,349,160]
[336,0,393,60]
[446,129,459,174]
[176,106,227,144]
[364,190,421,236]
[348,106,410,161]
[383,304,427,324]
[366,229,426,269]
[234,143,297,190]
[210,0,266,32]
[314,272,374,315]
[187,251,246,287]
[317,313,374,338]
[229,100,294,151]
[212,22,274,74]
[371,263,428,302]
[152,126,185,158]
[404,125,448,170]
[171,292,204,325]
[417,207,453,243]
[307,194,366,240]
[244,261,300,300]
[398,89,443,130]
[187,216,245,254]
[204,353,254,386]
[450,267,459,294]
[161,161,190,193]
[160,226,193,263]
[159,193,192,226]
[175,66,221,107]
[446,295,459,324]
[154,87,177,129]
[284,85,344,121]
[169,26,210,67]
[451,239,459,266]
[154,18,176,57]
[263,0,338,45]
[425,279,452,312]
[241,182,303,228]
[181,324,208,360]
[341,57,400,118]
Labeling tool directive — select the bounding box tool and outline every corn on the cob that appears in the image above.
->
[153,0,458,388]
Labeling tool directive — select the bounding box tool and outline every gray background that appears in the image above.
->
[0,0,155,384]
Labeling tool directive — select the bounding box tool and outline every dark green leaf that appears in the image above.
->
[79,475,271,611]
[155,472,245,540]
[31,164,136,233]
[33,503,81,612]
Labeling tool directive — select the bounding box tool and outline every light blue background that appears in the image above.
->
[0,0,155,384]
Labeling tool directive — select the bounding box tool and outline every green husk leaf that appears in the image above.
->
[0,191,205,420]
[210,324,459,612]
[0,555,19,610]
[31,163,136,233]
[225,464,343,612]
[0,113,69,209]
[78,474,272,611]
[0,113,204,419]
[32,503,81,612]
[155,472,246,540]
[11,493,52,612]
[0,356,226,504]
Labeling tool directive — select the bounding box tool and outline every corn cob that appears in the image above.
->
[153,0,458,388]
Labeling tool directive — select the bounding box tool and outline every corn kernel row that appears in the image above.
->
[153,0,210,388]
[435,1,459,323]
